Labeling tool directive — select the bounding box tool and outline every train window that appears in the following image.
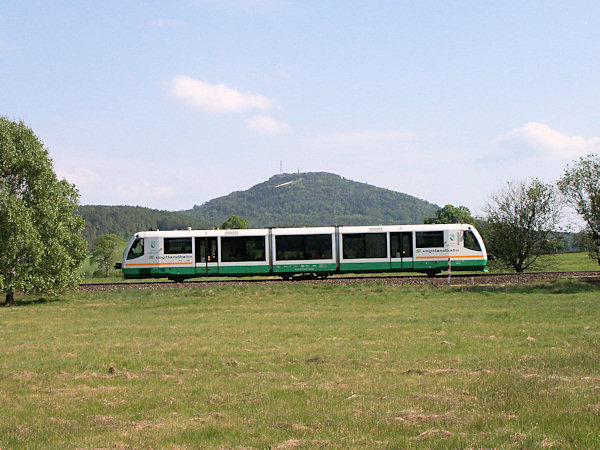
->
[342,234,364,259]
[343,233,387,259]
[221,236,266,262]
[164,237,192,254]
[464,230,482,251]
[304,234,333,259]
[277,235,304,260]
[276,234,332,260]
[365,233,386,258]
[416,231,444,248]
[127,238,144,260]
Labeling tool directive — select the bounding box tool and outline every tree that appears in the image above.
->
[557,153,600,266]
[91,234,125,277]
[482,179,561,272]
[424,204,475,224]
[0,117,87,306]
[221,215,249,229]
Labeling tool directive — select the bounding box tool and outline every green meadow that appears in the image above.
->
[1,281,599,448]
[541,251,600,272]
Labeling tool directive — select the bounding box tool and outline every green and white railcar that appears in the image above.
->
[338,224,487,274]
[118,223,487,281]
[272,227,337,277]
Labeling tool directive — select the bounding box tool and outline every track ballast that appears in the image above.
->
[78,271,600,292]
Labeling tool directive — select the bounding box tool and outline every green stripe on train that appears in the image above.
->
[218,265,270,275]
[411,259,487,271]
[122,266,197,278]
[445,260,487,271]
[340,259,487,272]
[273,263,336,273]
[339,262,391,272]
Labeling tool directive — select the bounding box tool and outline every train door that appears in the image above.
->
[390,232,414,269]
[195,237,218,275]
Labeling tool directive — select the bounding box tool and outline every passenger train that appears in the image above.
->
[117,224,488,281]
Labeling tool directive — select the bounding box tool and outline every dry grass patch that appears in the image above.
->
[410,428,453,440]
[392,409,453,424]
[271,439,331,449]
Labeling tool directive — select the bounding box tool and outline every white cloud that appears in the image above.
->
[245,115,291,134]
[168,75,277,113]
[496,122,600,158]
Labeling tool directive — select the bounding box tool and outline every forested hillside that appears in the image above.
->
[79,205,212,247]
[79,173,441,246]
[184,172,439,227]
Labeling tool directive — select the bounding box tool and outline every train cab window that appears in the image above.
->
[416,231,444,248]
[464,230,482,251]
[276,234,332,260]
[343,233,387,259]
[164,237,192,254]
[127,238,144,260]
[221,236,266,262]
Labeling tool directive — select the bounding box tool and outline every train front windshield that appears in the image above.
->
[464,230,482,251]
[127,237,144,259]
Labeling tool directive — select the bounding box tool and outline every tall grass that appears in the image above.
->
[1,281,599,447]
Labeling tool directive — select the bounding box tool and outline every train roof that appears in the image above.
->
[134,228,270,238]
[131,223,480,239]
[337,224,478,233]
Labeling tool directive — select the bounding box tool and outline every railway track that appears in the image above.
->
[78,270,600,292]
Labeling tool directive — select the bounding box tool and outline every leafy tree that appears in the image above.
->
[1,117,87,306]
[91,234,125,277]
[482,179,561,272]
[557,153,600,266]
[221,215,249,229]
[424,204,475,224]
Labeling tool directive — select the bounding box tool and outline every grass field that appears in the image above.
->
[541,251,600,272]
[1,281,599,447]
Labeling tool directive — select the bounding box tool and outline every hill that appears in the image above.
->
[183,172,439,227]
[79,205,212,247]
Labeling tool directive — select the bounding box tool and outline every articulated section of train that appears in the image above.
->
[117,224,487,281]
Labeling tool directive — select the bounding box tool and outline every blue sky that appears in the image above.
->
[2,1,599,215]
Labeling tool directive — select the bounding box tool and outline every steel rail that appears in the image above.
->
[78,270,600,291]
